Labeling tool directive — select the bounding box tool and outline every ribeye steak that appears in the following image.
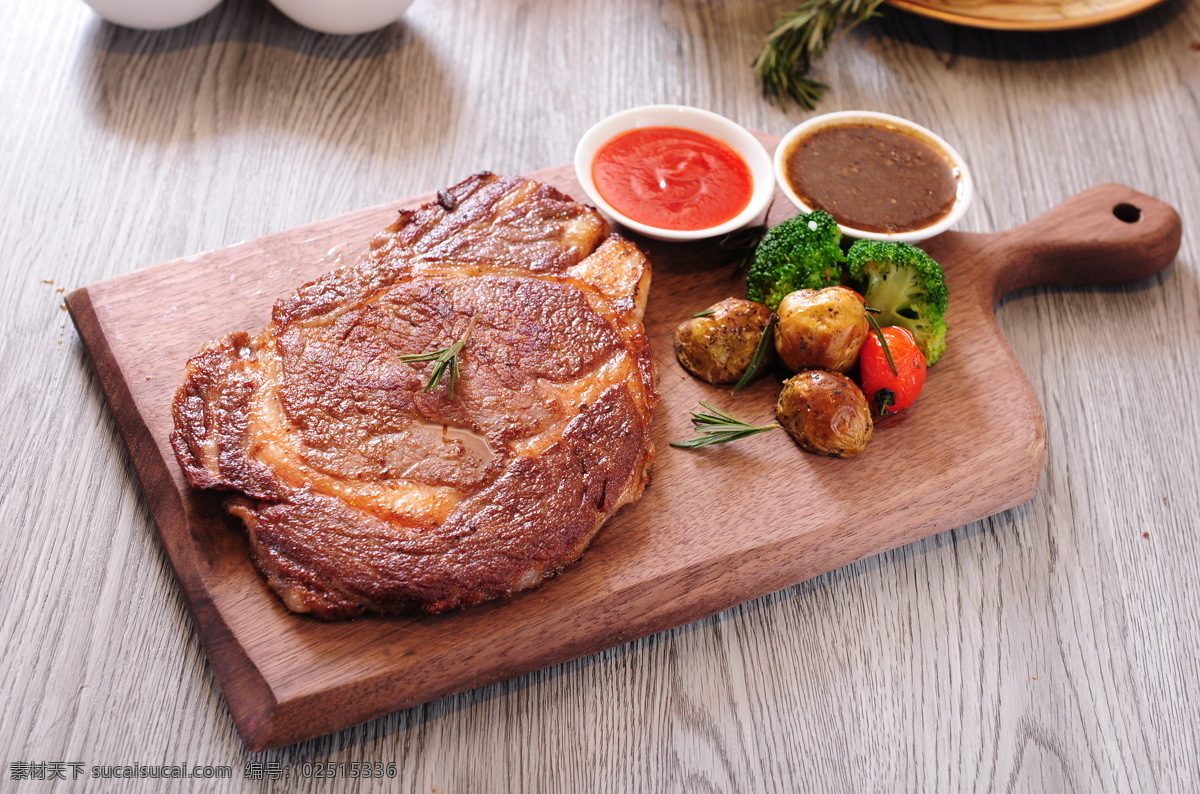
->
[170,173,657,619]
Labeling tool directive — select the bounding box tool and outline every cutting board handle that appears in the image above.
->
[985,183,1182,301]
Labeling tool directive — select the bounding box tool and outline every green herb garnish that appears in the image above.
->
[864,307,898,376]
[670,401,780,449]
[732,313,778,393]
[753,0,888,109]
[718,202,773,275]
[399,321,474,399]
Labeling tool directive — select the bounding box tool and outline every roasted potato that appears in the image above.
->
[674,298,774,385]
[776,370,872,458]
[774,286,869,373]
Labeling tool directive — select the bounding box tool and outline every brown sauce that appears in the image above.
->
[783,123,959,234]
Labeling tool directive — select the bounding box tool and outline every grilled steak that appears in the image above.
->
[171,173,657,619]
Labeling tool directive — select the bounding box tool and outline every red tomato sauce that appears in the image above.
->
[591,126,753,231]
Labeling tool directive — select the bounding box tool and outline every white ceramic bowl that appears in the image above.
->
[774,110,973,243]
[574,105,775,242]
[268,0,415,35]
[81,0,224,29]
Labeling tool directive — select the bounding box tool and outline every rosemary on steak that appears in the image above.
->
[670,402,780,449]
[753,0,889,109]
[732,313,778,393]
[399,321,474,399]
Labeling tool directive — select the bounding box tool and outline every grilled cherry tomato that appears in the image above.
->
[859,325,927,416]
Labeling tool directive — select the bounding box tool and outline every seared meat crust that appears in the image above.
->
[171,173,656,619]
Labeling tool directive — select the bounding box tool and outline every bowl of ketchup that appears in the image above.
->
[574,105,774,242]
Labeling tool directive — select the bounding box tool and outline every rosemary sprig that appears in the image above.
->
[732,313,778,393]
[670,401,780,449]
[864,307,898,376]
[399,321,474,399]
[693,308,716,318]
[718,200,773,275]
[752,0,889,109]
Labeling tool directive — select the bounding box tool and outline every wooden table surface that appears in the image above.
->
[2,0,1197,791]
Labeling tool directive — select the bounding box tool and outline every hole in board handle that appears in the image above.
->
[1113,203,1141,223]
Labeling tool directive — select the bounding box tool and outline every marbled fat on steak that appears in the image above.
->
[170,173,657,619]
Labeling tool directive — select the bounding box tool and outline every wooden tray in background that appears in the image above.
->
[66,148,1181,750]
[887,0,1168,30]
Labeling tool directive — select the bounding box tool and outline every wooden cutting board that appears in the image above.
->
[66,150,1181,751]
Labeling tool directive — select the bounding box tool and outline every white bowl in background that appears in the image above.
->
[81,0,224,29]
[574,105,775,242]
[268,0,415,35]
[774,110,973,243]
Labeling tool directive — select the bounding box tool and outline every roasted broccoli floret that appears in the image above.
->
[746,211,845,311]
[845,240,949,365]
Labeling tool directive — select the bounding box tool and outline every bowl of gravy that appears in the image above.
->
[774,111,973,243]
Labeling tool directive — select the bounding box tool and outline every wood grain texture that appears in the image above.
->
[2,0,1198,789]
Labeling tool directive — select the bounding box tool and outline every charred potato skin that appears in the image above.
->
[776,370,873,458]
[674,298,774,385]
[774,287,869,373]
